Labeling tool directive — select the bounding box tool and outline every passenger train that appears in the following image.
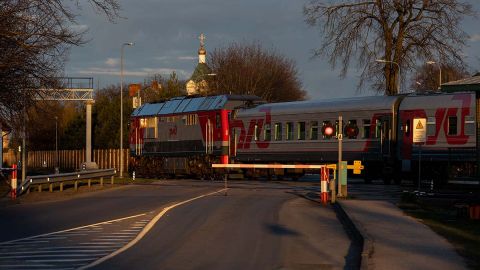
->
[129,91,479,185]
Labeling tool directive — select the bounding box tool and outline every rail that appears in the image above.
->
[18,169,116,194]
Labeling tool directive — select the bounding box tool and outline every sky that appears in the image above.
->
[65,0,480,100]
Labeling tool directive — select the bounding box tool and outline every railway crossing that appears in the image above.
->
[212,160,364,204]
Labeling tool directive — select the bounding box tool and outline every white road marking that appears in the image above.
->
[0,264,54,267]
[0,213,147,245]
[81,188,227,269]
[0,253,110,259]
[79,242,124,246]
[29,258,95,262]
[0,250,115,255]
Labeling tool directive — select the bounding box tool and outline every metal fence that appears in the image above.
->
[2,149,129,173]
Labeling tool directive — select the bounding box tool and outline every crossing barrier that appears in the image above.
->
[212,161,364,204]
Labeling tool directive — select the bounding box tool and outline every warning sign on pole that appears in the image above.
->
[413,118,427,144]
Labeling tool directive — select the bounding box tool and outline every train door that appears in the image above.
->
[399,109,426,172]
[375,115,392,158]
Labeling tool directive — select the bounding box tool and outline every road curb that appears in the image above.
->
[290,191,367,269]
[336,200,374,270]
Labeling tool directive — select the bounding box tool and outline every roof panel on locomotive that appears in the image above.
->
[131,95,262,117]
[134,102,165,117]
[174,98,193,113]
[159,98,183,114]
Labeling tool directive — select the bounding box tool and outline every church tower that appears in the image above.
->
[186,33,212,95]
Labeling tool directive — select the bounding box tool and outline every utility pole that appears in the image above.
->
[337,115,343,198]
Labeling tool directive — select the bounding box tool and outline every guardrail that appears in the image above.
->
[19,169,117,195]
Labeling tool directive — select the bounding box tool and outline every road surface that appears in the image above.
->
[0,180,353,270]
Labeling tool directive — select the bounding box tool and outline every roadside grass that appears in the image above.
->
[399,194,480,270]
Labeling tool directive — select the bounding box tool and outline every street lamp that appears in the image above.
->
[376,59,401,94]
[120,42,134,178]
[426,61,441,90]
[55,116,59,174]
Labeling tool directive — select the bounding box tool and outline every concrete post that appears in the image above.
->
[88,179,91,188]
[60,182,63,192]
[111,175,114,185]
[49,183,53,192]
[100,177,104,187]
[74,181,78,191]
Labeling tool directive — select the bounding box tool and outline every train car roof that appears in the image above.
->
[132,94,261,117]
[400,91,475,110]
[237,95,400,117]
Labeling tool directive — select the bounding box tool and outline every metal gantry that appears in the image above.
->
[34,77,94,101]
[21,77,96,182]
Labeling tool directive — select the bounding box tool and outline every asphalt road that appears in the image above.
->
[0,180,352,270]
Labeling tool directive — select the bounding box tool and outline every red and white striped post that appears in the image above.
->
[320,166,329,205]
[11,164,17,200]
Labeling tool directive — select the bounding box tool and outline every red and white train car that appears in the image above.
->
[398,92,477,182]
[231,92,477,183]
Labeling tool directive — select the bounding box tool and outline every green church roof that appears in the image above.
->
[190,63,212,82]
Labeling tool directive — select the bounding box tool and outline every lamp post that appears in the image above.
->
[120,42,134,178]
[376,59,401,94]
[55,116,59,174]
[426,61,441,90]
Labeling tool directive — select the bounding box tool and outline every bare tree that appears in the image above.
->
[411,63,469,93]
[0,0,120,122]
[208,42,306,102]
[304,0,477,95]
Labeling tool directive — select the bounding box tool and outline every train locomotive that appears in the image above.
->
[130,91,479,185]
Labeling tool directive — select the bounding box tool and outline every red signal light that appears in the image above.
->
[324,126,334,136]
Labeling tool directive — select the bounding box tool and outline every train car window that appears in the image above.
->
[274,123,282,141]
[140,118,147,128]
[375,119,382,138]
[362,120,370,139]
[254,124,259,141]
[465,116,475,135]
[345,120,359,139]
[286,122,294,140]
[322,121,335,139]
[427,117,436,136]
[216,113,221,128]
[310,121,318,140]
[335,120,341,138]
[145,117,157,138]
[405,120,410,137]
[264,124,271,141]
[448,116,457,135]
[297,122,306,140]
